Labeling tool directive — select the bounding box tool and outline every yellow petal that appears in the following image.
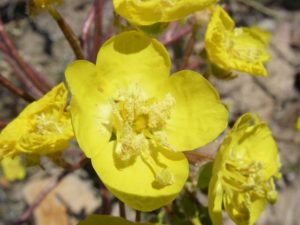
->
[96,31,170,96]
[91,141,189,211]
[165,70,228,151]
[113,0,218,25]
[78,214,165,225]
[248,198,267,225]
[230,113,280,179]
[65,60,112,158]
[0,118,29,159]
[208,177,223,225]
[1,156,26,181]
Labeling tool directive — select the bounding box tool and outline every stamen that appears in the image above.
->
[155,169,174,186]
[222,154,277,213]
[140,150,174,186]
[35,113,63,134]
[110,84,176,186]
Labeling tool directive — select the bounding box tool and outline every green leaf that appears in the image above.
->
[197,162,213,189]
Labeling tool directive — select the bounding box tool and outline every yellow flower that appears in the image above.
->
[28,0,62,15]
[1,156,26,182]
[0,83,73,160]
[78,214,164,225]
[112,0,218,25]
[65,31,228,211]
[208,113,281,225]
[205,6,271,76]
[296,117,300,131]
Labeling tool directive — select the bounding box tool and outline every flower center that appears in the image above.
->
[35,112,64,135]
[111,84,176,187]
[221,154,277,219]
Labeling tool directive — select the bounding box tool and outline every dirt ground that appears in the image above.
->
[0,0,299,225]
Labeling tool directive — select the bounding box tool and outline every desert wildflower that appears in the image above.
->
[208,113,281,225]
[1,156,26,182]
[28,0,62,15]
[78,214,165,225]
[205,6,271,76]
[66,31,228,211]
[112,0,217,25]
[0,83,73,161]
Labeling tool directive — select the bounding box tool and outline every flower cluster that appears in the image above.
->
[1,2,282,225]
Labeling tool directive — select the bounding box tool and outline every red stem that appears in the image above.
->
[80,6,95,57]
[180,24,198,70]
[3,54,43,98]
[0,72,35,102]
[161,25,193,46]
[92,0,104,62]
[0,20,52,93]
[161,22,178,43]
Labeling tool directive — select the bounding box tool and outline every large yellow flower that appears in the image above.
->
[65,31,228,211]
[205,6,271,76]
[112,0,217,25]
[0,83,73,160]
[208,113,281,225]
